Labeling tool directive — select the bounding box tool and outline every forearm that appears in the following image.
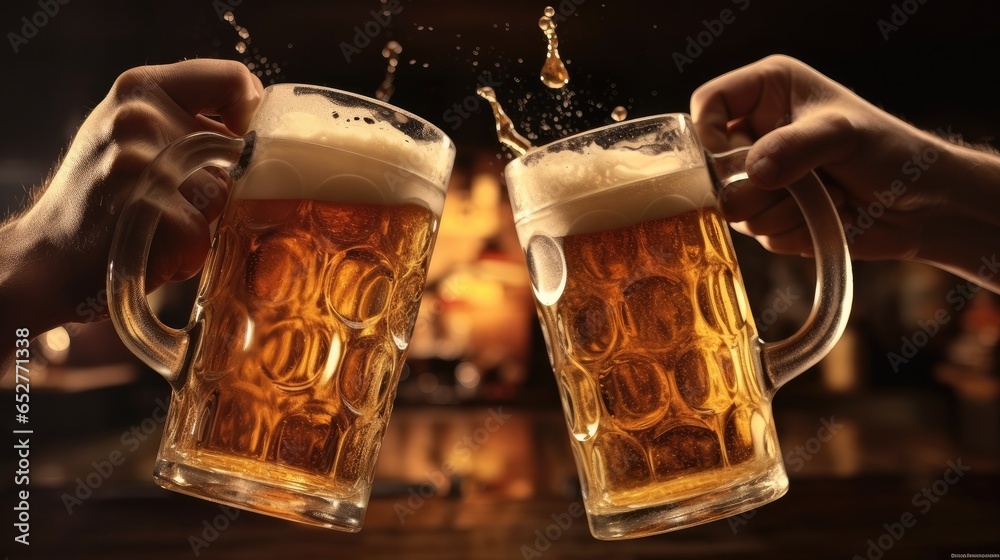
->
[0,217,68,371]
[916,140,1000,293]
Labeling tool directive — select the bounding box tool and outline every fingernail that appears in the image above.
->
[749,156,778,186]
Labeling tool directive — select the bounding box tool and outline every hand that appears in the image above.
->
[690,55,1000,291]
[0,59,263,339]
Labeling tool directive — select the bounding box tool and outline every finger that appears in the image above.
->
[178,169,231,223]
[755,222,813,257]
[746,110,861,190]
[116,59,264,135]
[146,193,212,290]
[737,195,804,237]
[690,55,793,152]
[719,180,791,222]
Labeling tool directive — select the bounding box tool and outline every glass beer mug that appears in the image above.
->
[505,114,852,539]
[107,85,454,531]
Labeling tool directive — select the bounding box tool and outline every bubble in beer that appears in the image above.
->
[538,7,570,89]
[622,276,694,349]
[611,106,628,122]
[723,406,757,465]
[525,234,566,306]
[649,425,723,477]
[599,354,669,431]
[477,86,533,156]
[335,419,387,489]
[275,412,339,472]
[592,432,652,491]
[563,295,618,362]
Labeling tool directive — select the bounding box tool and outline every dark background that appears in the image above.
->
[3,0,1000,205]
[2,1,999,559]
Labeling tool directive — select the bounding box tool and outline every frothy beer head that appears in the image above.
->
[506,115,714,236]
[235,85,454,216]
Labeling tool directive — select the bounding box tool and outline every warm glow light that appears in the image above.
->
[456,362,481,389]
[42,327,71,352]
[417,372,439,394]
[39,327,71,365]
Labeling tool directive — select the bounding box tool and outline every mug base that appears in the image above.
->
[586,461,789,540]
[154,459,366,532]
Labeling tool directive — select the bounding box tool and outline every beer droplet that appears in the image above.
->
[221,9,283,84]
[376,40,403,101]
[539,7,569,89]
[477,86,533,157]
[611,106,628,122]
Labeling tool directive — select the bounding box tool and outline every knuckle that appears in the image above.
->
[111,67,159,101]
[109,102,158,140]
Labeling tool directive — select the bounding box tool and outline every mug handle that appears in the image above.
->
[107,131,253,391]
[710,147,853,393]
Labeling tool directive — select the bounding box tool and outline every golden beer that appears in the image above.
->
[109,84,454,531]
[155,136,443,528]
[505,113,852,540]
[514,164,781,534]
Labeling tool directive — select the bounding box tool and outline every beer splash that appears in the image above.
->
[376,41,402,102]
[223,10,282,84]
[476,86,533,156]
[539,6,569,89]
[611,106,628,122]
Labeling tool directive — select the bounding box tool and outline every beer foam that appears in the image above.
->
[236,137,446,216]
[266,109,450,183]
[508,144,716,237]
[236,109,451,215]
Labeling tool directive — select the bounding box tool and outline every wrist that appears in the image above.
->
[915,140,1000,292]
[0,216,72,336]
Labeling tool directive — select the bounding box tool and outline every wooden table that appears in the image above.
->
[18,474,1000,560]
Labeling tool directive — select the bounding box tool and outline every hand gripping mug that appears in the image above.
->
[504,114,852,540]
[107,85,454,531]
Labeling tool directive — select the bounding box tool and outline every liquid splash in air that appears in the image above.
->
[539,6,569,89]
[477,86,533,156]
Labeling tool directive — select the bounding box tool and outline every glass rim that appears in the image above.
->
[507,112,692,167]
[260,83,456,153]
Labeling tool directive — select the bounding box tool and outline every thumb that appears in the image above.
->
[746,111,860,190]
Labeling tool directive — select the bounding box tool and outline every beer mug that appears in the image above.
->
[505,114,852,539]
[107,85,454,531]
